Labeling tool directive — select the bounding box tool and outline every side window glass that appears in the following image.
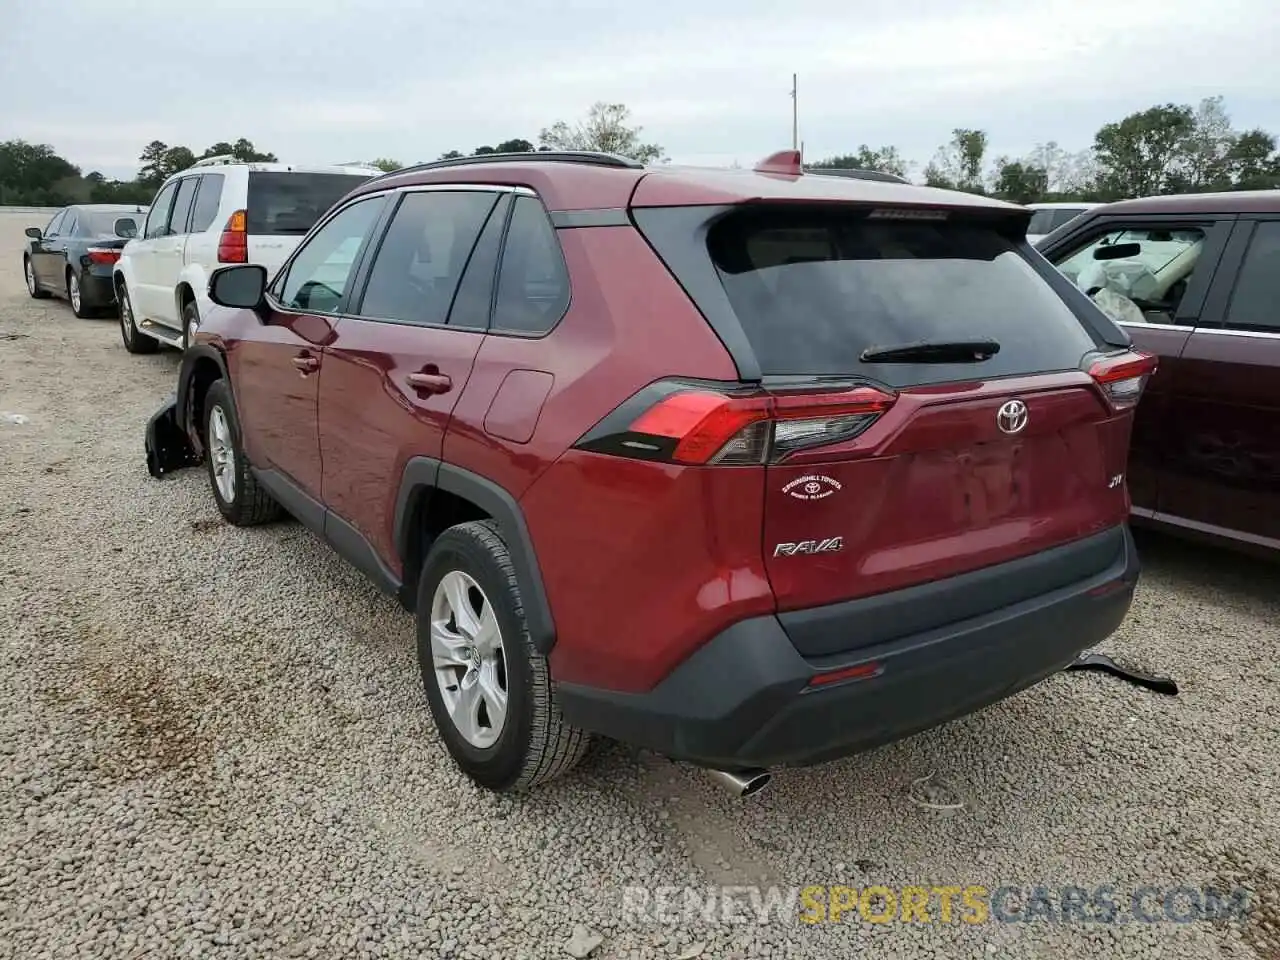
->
[357,190,499,325]
[189,174,225,233]
[1224,222,1280,332]
[169,177,200,236]
[491,195,571,335]
[63,212,80,237]
[1049,225,1206,326]
[447,194,512,329]
[278,197,383,314]
[144,182,179,239]
[45,211,66,236]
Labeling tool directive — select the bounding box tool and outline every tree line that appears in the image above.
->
[3,97,1276,209]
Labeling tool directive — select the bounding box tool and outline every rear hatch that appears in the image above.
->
[632,200,1150,650]
[244,171,373,273]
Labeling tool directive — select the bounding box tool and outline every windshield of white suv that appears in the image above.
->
[246,172,374,236]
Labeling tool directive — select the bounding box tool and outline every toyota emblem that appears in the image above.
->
[997,399,1029,435]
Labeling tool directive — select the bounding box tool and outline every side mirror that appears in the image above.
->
[208,264,268,310]
[114,218,137,239]
[1094,242,1142,261]
[25,227,41,240]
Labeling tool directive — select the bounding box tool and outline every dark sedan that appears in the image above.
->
[23,204,148,318]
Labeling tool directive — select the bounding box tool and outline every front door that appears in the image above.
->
[1160,217,1280,548]
[149,175,199,328]
[235,193,389,502]
[133,179,179,321]
[1041,215,1234,516]
[319,186,509,567]
[31,210,67,287]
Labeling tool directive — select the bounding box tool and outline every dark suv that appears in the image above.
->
[144,150,1151,795]
[1036,191,1280,558]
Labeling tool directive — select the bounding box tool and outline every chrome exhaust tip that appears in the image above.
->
[706,767,772,798]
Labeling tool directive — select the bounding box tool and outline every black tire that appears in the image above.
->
[202,379,283,526]
[24,257,50,299]
[117,281,158,354]
[182,300,200,351]
[417,520,591,793]
[67,269,94,319]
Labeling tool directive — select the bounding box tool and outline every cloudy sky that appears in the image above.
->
[3,0,1278,181]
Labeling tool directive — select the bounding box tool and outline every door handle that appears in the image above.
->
[292,354,319,374]
[406,371,452,395]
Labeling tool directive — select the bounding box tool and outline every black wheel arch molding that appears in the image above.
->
[393,457,557,654]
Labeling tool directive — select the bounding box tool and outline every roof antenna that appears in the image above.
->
[790,73,798,151]
[754,150,803,176]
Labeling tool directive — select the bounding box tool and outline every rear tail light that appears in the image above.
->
[85,247,120,266]
[1088,350,1158,411]
[217,209,248,263]
[577,381,896,465]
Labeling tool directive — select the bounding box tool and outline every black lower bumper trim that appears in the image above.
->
[556,526,1140,769]
[145,394,199,478]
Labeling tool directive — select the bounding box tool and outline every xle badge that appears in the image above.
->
[782,475,842,500]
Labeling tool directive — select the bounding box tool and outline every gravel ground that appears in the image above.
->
[1,208,1277,960]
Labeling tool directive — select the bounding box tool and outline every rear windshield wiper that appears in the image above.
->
[860,338,1001,363]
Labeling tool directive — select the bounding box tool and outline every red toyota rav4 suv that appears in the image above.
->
[144,150,1151,796]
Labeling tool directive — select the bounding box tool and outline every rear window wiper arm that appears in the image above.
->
[860,338,1000,363]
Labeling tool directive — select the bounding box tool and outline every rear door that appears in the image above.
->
[1159,217,1280,549]
[244,171,373,277]
[1039,214,1234,517]
[318,185,508,567]
[694,205,1137,609]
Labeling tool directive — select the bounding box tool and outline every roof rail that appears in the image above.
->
[803,166,910,185]
[191,154,239,168]
[372,150,646,180]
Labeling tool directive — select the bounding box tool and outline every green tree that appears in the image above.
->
[539,102,665,163]
[809,145,908,178]
[163,146,197,175]
[1226,129,1279,189]
[0,140,80,204]
[1093,103,1195,199]
[925,128,988,193]
[438,150,464,160]
[992,158,1049,204]
[199,139,277,163]
[494,138,534,153]
[1173,96,1237,192]
[370,158,402,172]
[137,140,171,185]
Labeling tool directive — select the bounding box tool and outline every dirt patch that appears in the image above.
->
[85,660,226,774]
[189,518,221,534]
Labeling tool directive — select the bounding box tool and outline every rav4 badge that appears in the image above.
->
[774,537,844,557]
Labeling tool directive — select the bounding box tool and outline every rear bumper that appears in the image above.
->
[556,525,1139,769]
[79,271,117,307]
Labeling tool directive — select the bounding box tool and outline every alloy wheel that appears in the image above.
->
[24,260,36,296]
[207,405,236,502]
[68,274,81,313]
[120,294,134,345]
[430,570,508,749]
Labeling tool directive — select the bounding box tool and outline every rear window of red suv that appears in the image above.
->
[704,206,1100,386]
[246,172,372,236]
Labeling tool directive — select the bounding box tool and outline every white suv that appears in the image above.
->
[114,156,380,353]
